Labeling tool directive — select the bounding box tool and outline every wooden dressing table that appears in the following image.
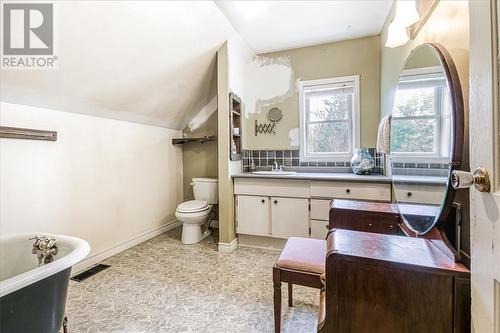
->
[318,228,470,333]
[320,199,470,333]
[328,199,401,235]
[317,43,471,332]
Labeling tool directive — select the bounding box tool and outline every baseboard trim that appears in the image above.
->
[72,220,181,274]
[218,238,238,253]
[238,243,283,252]
[237,234,286,252]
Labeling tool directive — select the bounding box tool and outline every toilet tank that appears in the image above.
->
[192,178,218,204]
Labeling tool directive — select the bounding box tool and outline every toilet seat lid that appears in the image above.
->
[176,200,209,213]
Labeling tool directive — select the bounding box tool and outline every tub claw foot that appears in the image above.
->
[62,316,68,333]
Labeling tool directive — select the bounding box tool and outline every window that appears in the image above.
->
[391,66,451,159]
[299,76,360,162]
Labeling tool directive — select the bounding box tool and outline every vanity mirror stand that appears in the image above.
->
[320,43,470,333]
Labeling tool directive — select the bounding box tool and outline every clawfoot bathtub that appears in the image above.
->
[0,233,90,333]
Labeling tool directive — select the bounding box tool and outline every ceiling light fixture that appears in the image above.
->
[384,0,420,48]
[394,0,420,27]
[385,21,409,48]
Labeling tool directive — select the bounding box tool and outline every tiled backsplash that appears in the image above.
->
[241,148,450,176]
[391,161,450,177]
[241,148,385,174]
[391,162,449,169]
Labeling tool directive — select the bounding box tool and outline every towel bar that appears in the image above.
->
[0,126,57,141]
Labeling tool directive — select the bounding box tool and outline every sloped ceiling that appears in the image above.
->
[0,1,240,129]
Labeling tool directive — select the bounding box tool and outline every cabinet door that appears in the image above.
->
[271,197,309,239]
[310,199,331,221]
[310,219,329,239]
[236,195,270,237]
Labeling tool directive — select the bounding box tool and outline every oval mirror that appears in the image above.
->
[268,107,283,122]
[390,43,464,235]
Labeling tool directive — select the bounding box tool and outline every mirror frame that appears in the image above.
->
[268,107,283,122]
[395,43,464,236]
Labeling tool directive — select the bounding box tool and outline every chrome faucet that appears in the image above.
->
[31,236,58,265]
[272,161,282,172]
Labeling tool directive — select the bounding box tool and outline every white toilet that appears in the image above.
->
[175,177,218,245]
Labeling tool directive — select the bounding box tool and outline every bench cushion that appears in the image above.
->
[276,237,326,274]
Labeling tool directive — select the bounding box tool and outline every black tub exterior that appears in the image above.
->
[0,267,71,333]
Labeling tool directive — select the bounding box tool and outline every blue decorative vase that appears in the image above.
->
[351,148,375,175]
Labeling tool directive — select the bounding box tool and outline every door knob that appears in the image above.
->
[451,166,490,192]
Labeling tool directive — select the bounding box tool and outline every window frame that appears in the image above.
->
[390,66,450,162]
[298,75,360,162]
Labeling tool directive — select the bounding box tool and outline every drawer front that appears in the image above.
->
[393,185,446,205]
[234,178,310,198]
[361,217,399,235]
[310,199,331,220]
[310,181,391,202]
[331,210,400,235]
[310,219,329,239]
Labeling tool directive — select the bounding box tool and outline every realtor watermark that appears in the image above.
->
[1,2,58,69]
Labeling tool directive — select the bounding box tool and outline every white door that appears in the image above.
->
[236,195,270,237]
[270,197,309,238]
[469,2,500,331]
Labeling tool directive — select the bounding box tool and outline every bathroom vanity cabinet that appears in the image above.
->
[233,176,391,241]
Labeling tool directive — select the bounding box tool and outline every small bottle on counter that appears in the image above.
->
[231,140,237,155]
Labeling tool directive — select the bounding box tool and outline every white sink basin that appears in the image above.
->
[252,171,297,175]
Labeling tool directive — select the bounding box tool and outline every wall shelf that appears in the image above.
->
[230,93,242,161]
[172,136,216,145]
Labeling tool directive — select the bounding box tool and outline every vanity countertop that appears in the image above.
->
[232,172,392,183]
[392,175,448,185]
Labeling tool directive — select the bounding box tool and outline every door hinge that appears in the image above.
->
[309,227,311,235]
[308,203,311,211]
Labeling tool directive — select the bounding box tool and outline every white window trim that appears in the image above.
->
[299,75,360,162]
[399,65,444,78]
[390,66,450,160]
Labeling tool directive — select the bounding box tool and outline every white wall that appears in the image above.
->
[0,103,183,269]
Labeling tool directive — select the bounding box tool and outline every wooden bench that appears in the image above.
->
[273,237,326,333]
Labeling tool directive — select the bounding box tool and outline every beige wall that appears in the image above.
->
[182,62,218,201]
[216,36,255,247]
[380,1,469,117]
[182,111,218,201]
[243,36,381,150]
[216,42,236,245]
[380,1,470,257]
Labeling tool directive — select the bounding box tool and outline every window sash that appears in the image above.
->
[391,118,439,155]
[391,85,445,157]
[299,76,360,162]
[305,86,353,155]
